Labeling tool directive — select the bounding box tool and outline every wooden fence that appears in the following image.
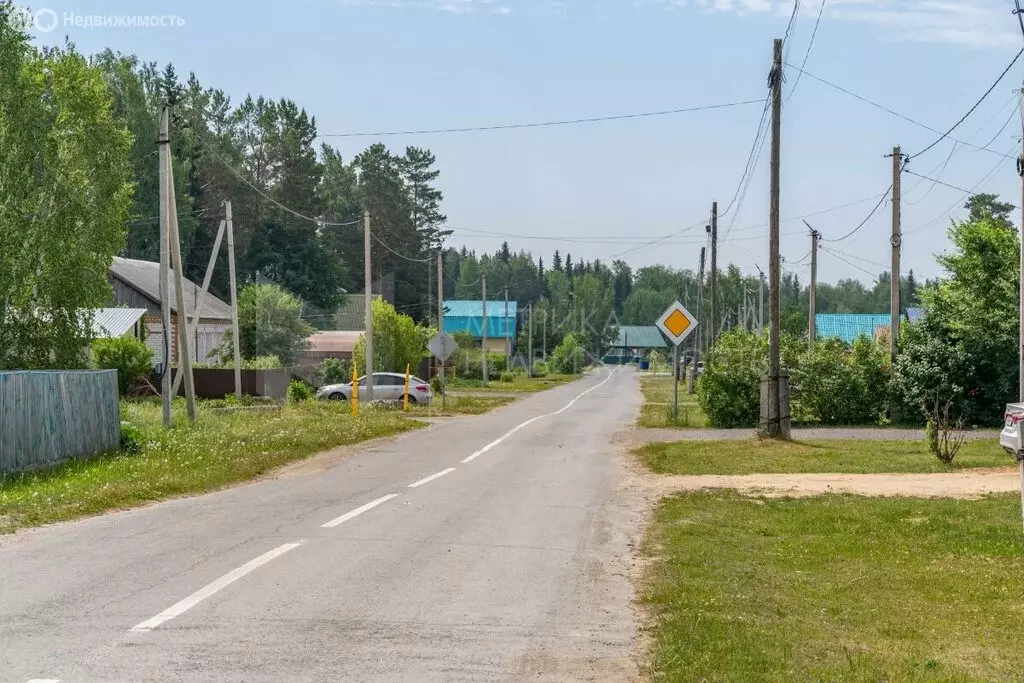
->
[0,370,121,474]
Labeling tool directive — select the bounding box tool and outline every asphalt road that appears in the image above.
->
[1,367,642,682]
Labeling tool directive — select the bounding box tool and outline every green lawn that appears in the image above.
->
[447,373,580,393]
[638,376,709,429]
[636,438,1012,475]
[642,491,1024,681]
[0,401,421,534]
[409,394,517,415]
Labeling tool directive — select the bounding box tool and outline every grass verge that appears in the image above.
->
[637,376,709,429]
[447,374,580,394]
[409,394,517,416]
[636,438,1012,475]
[642,491,1024,681]
[0,401,420,534]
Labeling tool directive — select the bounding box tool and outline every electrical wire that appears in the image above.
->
[908,47,1024,160]
[819,246,879,279]
[316,99,765,138]
[822,185,892,243]
[904,141,958,205]
[902,170,975,195]
[783,63,1016,160]
[787,0,825,100]
[194,131,364,228]
[371,233,433,263]
[720,97,771,221]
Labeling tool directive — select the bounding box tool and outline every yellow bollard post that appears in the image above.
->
[351,366,359,417]
[403,363,411,411]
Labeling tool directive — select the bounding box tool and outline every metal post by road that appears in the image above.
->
[672,344,680,420]
[363,210,374,401]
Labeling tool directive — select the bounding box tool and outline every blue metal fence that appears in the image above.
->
[0,370,121,474]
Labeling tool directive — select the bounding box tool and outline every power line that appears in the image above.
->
[787,0,826,100]
[316,99,765,138]
[720,97,771,221]
[902,170,975,195]
[783,63,1016,160]
[371,233,433,263]
[908,47,1024,160]
[194,131,364,228]
[819,246,880,279]
[904,141,958,205]
[822,185,892,243]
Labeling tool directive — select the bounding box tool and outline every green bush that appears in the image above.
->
[241,355,283,370]
[287,380,313,403]
[454,350,506,380]
[452,330,476,349]
[120,421,142,454]
[551,333,586,375]
[532,360,549,377]
[91,337,154,396]
[794,336,888,425]
[430,374,443,394]
[695,331,766,428]
[499,371,516,383]
[320,357,350,385]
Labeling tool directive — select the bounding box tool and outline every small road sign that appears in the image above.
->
[656,301,699,347]
[427,332,458,362]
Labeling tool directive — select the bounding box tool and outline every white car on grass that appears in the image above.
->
[1000,403,1024,459]
[316,372,433,404]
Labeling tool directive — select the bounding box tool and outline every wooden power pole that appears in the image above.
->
[890,145,903,367]
[437,251,446,410]
[805,221,820,351]
[689,246,706,395]
[528,303,534,377]
[226,201,241,400]
[482,274,488,386]
[710,201,719,347]
[766,38,786,439]
[363,210,374,401]
[157,106,173,428]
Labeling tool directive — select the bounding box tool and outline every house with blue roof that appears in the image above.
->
[443,300,519,354]
[815,313,907,344]
[602,326,669,364]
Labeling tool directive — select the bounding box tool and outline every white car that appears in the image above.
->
[1000,403,1024,458]
[316,372,433,404]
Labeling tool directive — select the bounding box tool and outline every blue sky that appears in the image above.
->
[23,0,1024,285]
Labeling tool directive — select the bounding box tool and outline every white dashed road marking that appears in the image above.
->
[321,494,399,528]
[408,468,457,488]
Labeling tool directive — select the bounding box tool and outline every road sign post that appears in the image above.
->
[428,332,458,411]
[656,301,699,422]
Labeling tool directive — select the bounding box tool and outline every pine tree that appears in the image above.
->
[499,241,511,263]
[565,253,573,275]
[538,256,545,280]
[401,146,449,249]
[552,250,562,272]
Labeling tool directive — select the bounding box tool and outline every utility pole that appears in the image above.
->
[710,201,719,347]
[504,286,510,368]
[363,210,374,401]
[226,201,241,400]
[158,106,173,428]
[766,38,786,439]
[1019,84,1024,404]
[689,246,706,395]
[805,221,820,351]
[543,309,547,360]
[437,251,446,411]
[482,274,488,386]
[528,303,534,377]
[890,145,903,367]
[168,158,196,422]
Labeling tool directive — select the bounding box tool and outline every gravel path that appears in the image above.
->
[630,427,1001,446]
[645,468,1019,499]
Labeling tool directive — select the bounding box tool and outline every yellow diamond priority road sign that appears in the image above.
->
[656,301,699,347]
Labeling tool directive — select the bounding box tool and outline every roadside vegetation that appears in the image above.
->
[447,373,580,394]
[637,375,708,428]
[409,394,516,416]
[642,491,1024,681]
[0,401,420,534]
[636,438,1009,475]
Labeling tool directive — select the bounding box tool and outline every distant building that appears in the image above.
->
[815,313,908,344]
[443,300,518,354]
[603,326,669,364]
[90,308,147,341]
[299,331,362,366]
[109,257,232,366]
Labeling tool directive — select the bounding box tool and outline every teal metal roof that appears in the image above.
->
[611,326,668,349]
[443,300,519,339]
[815,314,892,343]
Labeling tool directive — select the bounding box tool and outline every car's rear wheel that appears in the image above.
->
[404,394,417,404]
[328,393,346,401]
